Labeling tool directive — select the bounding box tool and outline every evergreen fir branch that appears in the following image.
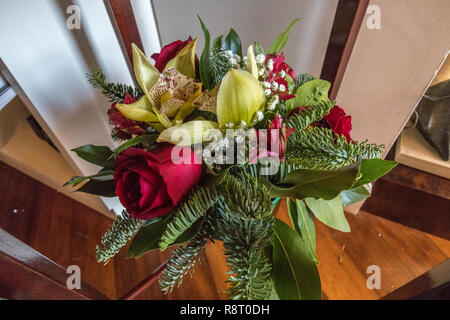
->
[210,48,232,87]
[158,211,217,294]
[286,126,384,169]
[87,69,142,103]
[159,187,221,250]
[295,73,316,88]
[96,211,142,265]
[217,211,274,300]
[286,100,335,130]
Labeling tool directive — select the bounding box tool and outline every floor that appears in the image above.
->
[0,161,449,300]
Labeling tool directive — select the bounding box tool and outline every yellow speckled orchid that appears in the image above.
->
[115,40,199,131]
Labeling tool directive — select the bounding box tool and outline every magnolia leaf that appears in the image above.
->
[157,120,218,146]
[222,28,242,58]
[197,15,213,90]
[246,44,258,79]
[64,169,114,188]
[116,95,160,123]
[286,79,330,111]
[272,218,321,300]
[268,18,300,54]
[217,69,265,128]
[353,159,397,188]
[262,162,360,200]
[164,38,198,78]
[71,145,113,168]
[341,185,370,206]
[76,179,116,197]
[287,199,317,261]
[305,196,350,232]
[132,43,160,96]
[254,41,265,56]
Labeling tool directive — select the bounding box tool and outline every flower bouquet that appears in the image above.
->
[65,17,396,300]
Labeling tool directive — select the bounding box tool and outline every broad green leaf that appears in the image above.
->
[71,145,113,168]
[286,79,331,111]
[222,28,242,58]
[353,159,397,188]
[268,18,300,54]
[341,185,370,206]
[272,219,321,300]
[132,43,160,96]
[197,15,213,90]
[212,35,223,50]
[287,199,317,261]
[254,41,265,56]
[76,179,116,197]
[64,169,114,187]
[305,196,350,232]
[127,216,203,258]
[108,134,158,160]
[164,38,198,78]
[246,44,258,79]
[262,162,360,200]
[157,120,218,146]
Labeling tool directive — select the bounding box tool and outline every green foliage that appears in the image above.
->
[75,178,116,197]
[71,145,114,169]
[287,127,384,169]
[159,212,216,294]
[286,79,331,111]
[197,15,213,90]
[341,186,370,206]
[268,18,300,54]
[87,69,141,103]
[305,196,350,232]
[108,134,158,160]
[272,219,321,300]
[159,187,220,250]
[96,211,142,264]
[286,100,335,130]
[295,73,316,88]
[353,159,397,188]
[217,211,274,300]
[210,48,233,87]
[222,28,243,58]
[254,41,265,56]
[64,169,113,188]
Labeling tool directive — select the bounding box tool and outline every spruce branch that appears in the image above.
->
[210,48,233,87]
[96,211,142,265]
[295,73,316,88]
[159,187,221,250]
[286,100,335,130]
[158,212,217,294]
[87,69,142,103]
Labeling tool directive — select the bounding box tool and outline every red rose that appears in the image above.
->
[108,94,146,139]
[114,145,202,220]
[323,106,352,142]
[151,37,193,72]
[265,53,295,101]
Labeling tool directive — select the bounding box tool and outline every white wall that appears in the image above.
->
[151,0,338,76]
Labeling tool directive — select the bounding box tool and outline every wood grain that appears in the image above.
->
[0,161,449,299]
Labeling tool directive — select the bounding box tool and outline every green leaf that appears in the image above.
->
[126,216,203,258]
[287,199,317,261]
[254,41,265,56]
[108,134,158,160]
[341,186,370,206]
[261,162,360,200]
[64,169,114,187]
[212,35,223,50]
[76,179,116,197]
[286,79,331,111]
[353,159,397,188]
[268,18,300,54]
[272,219,321,300]
[71,145,113,168]
[222,28,242,58]
[197,15,213,90]
[271,197,281,211]
[305,196,350,232]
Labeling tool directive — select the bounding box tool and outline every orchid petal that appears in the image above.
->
[157,120,218,146]
[164,38,198,78]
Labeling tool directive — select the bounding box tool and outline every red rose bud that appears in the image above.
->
[107,94,146,139]
[323,105,352,142]
[114,146,202,220]
[151,37,193,73]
